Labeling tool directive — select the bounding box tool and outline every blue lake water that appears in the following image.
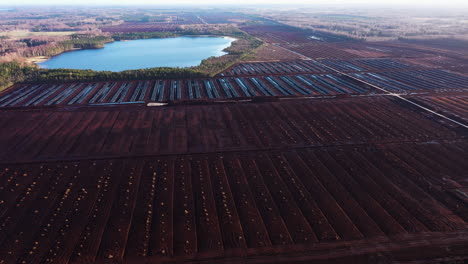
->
[39,36,235,72]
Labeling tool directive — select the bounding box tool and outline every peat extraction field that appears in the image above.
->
[0,5,468,264]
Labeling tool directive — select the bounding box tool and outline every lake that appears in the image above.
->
[38,36,235,72]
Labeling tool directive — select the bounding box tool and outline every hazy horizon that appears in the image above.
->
[3,0,468,7]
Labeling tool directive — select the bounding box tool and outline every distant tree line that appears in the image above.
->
[0,61,208,92]
[0,28,262,90]
[61,35,113,49]
[28,67,208,83]
[193,30,263,75]
[112,32,179,40]
[5,35,113,58]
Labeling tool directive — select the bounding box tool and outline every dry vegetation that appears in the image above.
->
[241,43,307,62]
[0,7,115,63]
[244,6,468,41]
[1,5,468,264]
[0,8,263,88]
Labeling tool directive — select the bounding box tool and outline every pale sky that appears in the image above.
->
[3,0,468,6]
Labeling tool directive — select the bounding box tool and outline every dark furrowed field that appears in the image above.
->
[0,96,465,163]
[0,73,373,108]
[406,94,468,122]
[2,13,468,264]
[2,60,468,108]
[240,25,354,44]
[0,141,467,263]
[0,92,467,263]
[1,73,380,108]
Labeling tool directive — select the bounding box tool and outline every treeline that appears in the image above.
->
[112,32,179,40]
[29,67,208,83]
[0,62,36,91]
[111,29,241,41]
[60,35,113,49]
[0,28,262,90]
[0,61,208,91]
[32,25,76,32]
[20,38,49,47]
[193,31,263,75]
[3,34,113,58]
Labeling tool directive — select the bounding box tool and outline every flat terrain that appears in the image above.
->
[1,58,467,108]
[0,8,468,264]
[0,95,467,264]
[0,30,76,39]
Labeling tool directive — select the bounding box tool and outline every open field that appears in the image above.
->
[2,96,465,162]
[399,56,468,76]
[406,94,468,122]
[0,30,76,39]
[240,43,308,62]
[2,57,468,108]
[1,6,468,264]
[249,7,468,41]
[0,94,467,263]
[0,72,378,108]
[101,23,181,33]
[281,43,361,59]
[0,144,467,263]
[240,24,354,44]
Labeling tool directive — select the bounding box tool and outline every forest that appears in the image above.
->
[0,61,208,91]
[0,27,262,90]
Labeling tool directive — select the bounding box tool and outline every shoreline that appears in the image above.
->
[26,56,50,64]
[28,47,83,66]
[33,35,237,69]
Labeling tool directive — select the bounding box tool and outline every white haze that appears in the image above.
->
[4,0,468,7]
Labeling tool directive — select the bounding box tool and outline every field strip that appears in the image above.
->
[281,47,468,129]
[1,138,464,165]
